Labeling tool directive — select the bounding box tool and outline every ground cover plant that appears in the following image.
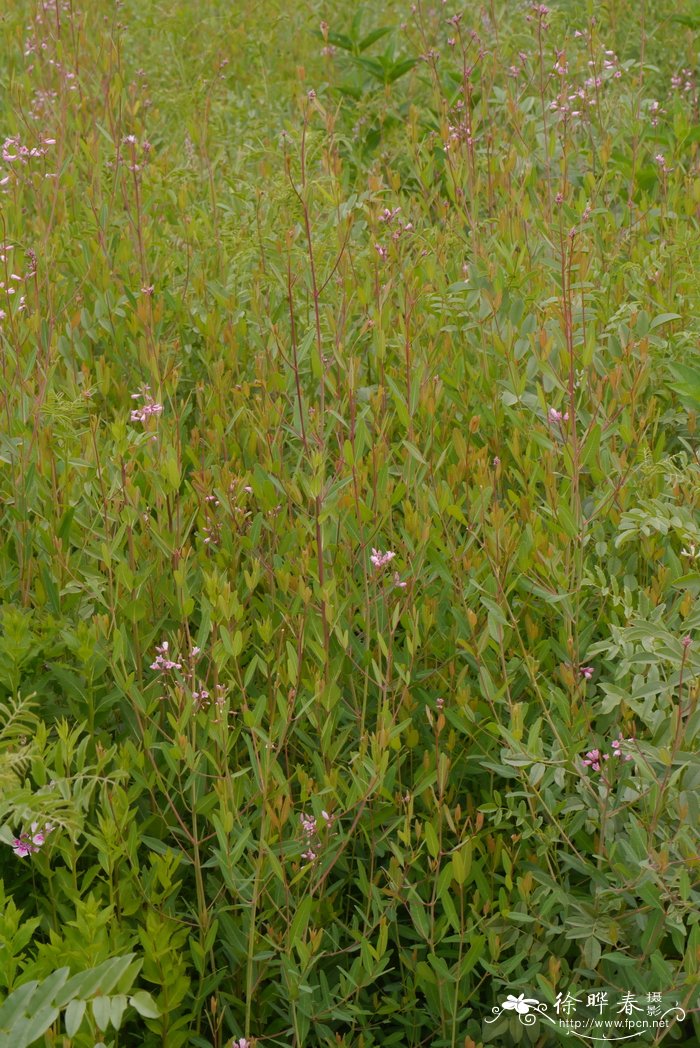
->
[0,0,700,1045]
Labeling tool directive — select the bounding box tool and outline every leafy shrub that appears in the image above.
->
[0,0,699,1044]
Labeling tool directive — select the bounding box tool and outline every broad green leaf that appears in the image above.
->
[65,999,87,1037]
[130,991,161,1019]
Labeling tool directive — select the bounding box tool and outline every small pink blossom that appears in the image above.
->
[130,391,163,424]
[370,548,396,570]
[548,407,569,424]
[582,730,636,773]
[582,748,609,772]
[150,640,182,672]
[9,821,53,857]
[300,813,317,837]
[611,733,633,761]
[580,666,594,680]
[192,688,209,705]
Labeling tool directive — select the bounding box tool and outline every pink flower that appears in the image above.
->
[130,386,163,423]
[580,666,594,680]
[436,697,445,710]
[150,640,182,672]
[582,748,609,772]
[300,813,317,838]
[130,399,163,423]
[582,730,636,773]
[9,821,53,857]
[393,572,407,589]
[370,548,396,570]
[611,733,634,761]
[192,689,210,709]
[548,407,569,424]
[682,635,692,649]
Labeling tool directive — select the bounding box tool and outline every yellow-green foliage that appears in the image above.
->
[0,0,699,1045]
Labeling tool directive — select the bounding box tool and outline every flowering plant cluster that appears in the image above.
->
[150,639,227,716]
[1,0,698,1044]
[130,386,164,424]
[150,640,182,673]
[548,407,569,424]
[299,809,335,863]
[582,733,635,773]
[9,821,54,857]
[370,547,395,569]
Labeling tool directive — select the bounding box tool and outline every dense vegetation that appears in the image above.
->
[1,0,699,1045]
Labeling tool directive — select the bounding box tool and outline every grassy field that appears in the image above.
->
[1,0,700,1045]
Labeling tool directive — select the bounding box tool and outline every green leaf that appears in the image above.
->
[0,981,40,1033]
[582,937,601,969]
[387,58,417,83]
[92,995,112,1031]
[130,990,161,1018]
[668,363,700,406]
[359,27,392,51]
[528,762,546,787]
[424,820,440,858]
[650,312,682,330]
[289,895,312,951]
[64,999,86,1037]
[15,1002,60,1047]
[409,898,431,940]
[672,572,700,593]
[459,935,485,978]
[669,15,700,28]
[110,994,129,1030]
[55,955,136,1006]
[325,31,354,52]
